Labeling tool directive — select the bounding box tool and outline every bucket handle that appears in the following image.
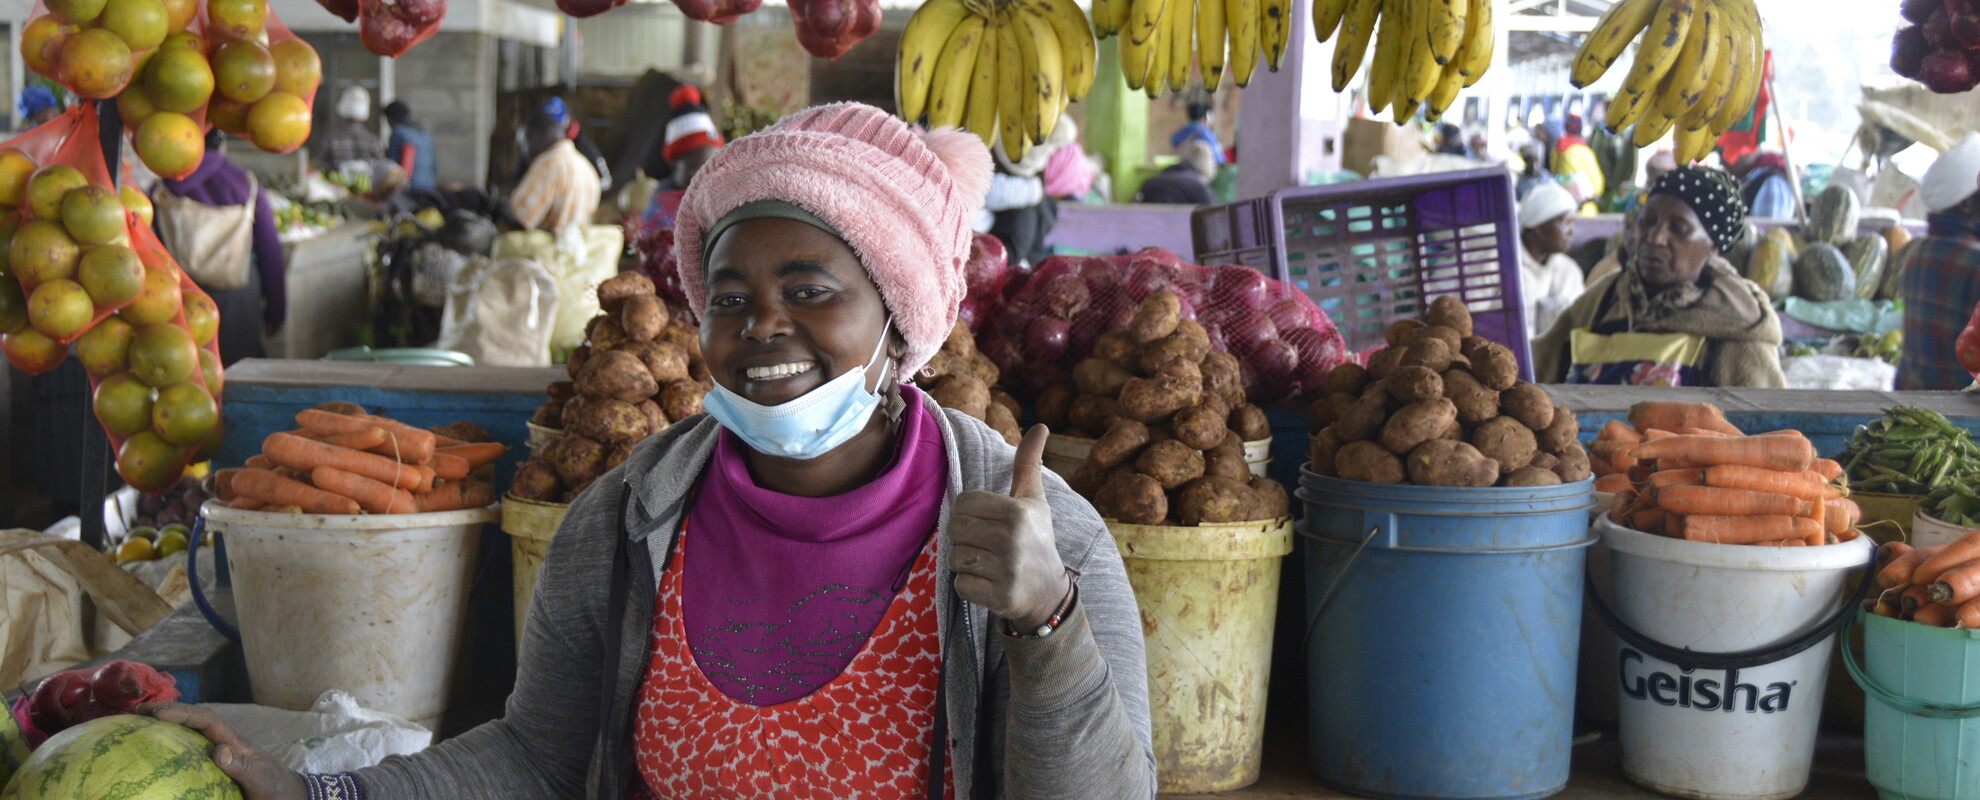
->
[186,517,242,644]
[1841,610,1980,719]
[1301,520,1387,653]
[1583,548,1878,672]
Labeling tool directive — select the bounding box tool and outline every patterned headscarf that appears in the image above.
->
[1650,166,1746,253]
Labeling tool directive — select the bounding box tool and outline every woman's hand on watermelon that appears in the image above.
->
[143,703,308,800]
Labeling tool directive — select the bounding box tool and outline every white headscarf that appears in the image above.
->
[1923,132,1980,213]
[993,115,1079,178]
[337,86,371,123]
[1519,182,1577,229]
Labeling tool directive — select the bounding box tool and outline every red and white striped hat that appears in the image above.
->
[663,86,724,164]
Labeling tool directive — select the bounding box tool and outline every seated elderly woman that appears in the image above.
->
[1533,166,1785,388]
[150,103,1157,800]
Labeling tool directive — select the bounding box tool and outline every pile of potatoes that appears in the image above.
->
[512,273,712,503]
[1036,290,1287,526]
[915,321,1024,445]
[1306,297,1592,488]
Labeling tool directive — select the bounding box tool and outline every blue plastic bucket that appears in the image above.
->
[1296,472,1595,800]
[1846,610,1980,800]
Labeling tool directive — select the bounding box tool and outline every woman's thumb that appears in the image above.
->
[1010,425,1049,499]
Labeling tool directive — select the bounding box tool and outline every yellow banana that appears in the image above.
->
[1313,0,1352,42]
[1674,111,1714,163]
[1401,0,1443,105]
[1261,0,1291,70]
[1093,0,1119,38]
[1605,86,1652,133]
[1708,0,1762,136]
[997,17,1029,160]
[1614,0,1695,111]
[1570,0,1660,88]
[1331,0,1379,91]
[1168,0,1194,90]
[1426,56,1464,120]
[1121,0,1170,87]
[1126,0,1169,47]
[1147,2,1172,94]
[1651,4,1718,121]
[1109,0,1132,39]
[1395,95,1422,125]
[1366,0,1403,114]
[1426,0,1465,66]
[1199,0,1228,89]
[1632,105,1677,148]
[1681,1,1738,130]
[1014,5,1061,141]
[1455,0,1491,86]
[966,14,1002,149]
[925,15,986,130]
[1024,0,1097,100]
[896,0,973,123]
[1226,0,1260,86]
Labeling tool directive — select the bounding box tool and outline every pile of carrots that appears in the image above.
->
[1871,533,1980,628]
[1599,401,1862,547]
[214,405,504,515]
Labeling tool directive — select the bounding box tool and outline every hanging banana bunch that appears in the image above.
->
[1090,0,1290,96]
[1318,0,1494,124]
[1569,0,1764,164]
[896,0,1098,161]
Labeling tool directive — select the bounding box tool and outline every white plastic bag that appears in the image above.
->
[435,258,559,367]
[1781,355,1896,391]
[492,225,623,352]
[203,690,433,773]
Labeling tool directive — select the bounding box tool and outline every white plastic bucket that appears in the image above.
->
[202,501,496,733]
[1592,517,1875,800]
[525,421,560,457]
[1911,510,1976,549]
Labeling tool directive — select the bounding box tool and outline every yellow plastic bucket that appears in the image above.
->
[1109,517,1293,793]
[502,494,569,651]
[1045,434,1271,480]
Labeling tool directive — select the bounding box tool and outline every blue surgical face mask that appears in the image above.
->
[701,319,895,460]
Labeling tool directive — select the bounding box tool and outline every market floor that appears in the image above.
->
[1161,730,1876,799]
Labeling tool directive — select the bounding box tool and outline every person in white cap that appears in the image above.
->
[1517,181,1587,340]
[1898,132,1980,390]
[316,85,385,174]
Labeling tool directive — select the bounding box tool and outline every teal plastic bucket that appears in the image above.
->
[1296,471,1596,800]
[322,347,475,367]
[1846,610,1980,800]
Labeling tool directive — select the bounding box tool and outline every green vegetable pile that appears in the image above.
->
[1838,407,1980,496]
[1922,480,1980,528]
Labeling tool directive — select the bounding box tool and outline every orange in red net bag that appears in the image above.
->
[18,0,199,101]
[357,0,444,56]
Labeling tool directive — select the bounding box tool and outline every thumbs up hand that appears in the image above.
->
[949,425,1068,631]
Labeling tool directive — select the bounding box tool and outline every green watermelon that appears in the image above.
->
[0,705,28,790]
[0,715,241,800]
[1881,239,1918,301]
[1747,229,1796,301]
[1807,185,1861,246]
[1726,221,1762,274]
[1792,242,1856,302]
[1844,234,1889,300]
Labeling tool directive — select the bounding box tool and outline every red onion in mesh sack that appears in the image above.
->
[318,0,359,22]
[790,0,881,60]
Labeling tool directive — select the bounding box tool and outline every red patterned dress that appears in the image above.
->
[631,521,952,800]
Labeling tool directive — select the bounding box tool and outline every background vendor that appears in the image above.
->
[1899,132,1980,391]
[1516,182,1586,342]
[1534,165,1784,388]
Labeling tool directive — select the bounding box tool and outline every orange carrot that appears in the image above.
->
[1627,462,1656,483]
[1703,465,1827,501]
[215,469,240,501]
[246,454,276,470]
[1880,541,1915,566]
[359,414,463,448]
[1822,499,1859,534]
[1755,430,1805,438]
[1678,514,1801,544]
[1595,474,1632,494]
[1630,507,1669,534]
[228,497,265,511]
[1928,560,1980,605]
[436,442,506,469]
[1648,468,1708,489]
[231,468,362,515]
[1630,401,1743,436]
[416,464,437,492]
[431,452,470,482]
[1681,428,1733,437]
[1756,538,1808,546]
[1835,528,1861,543]
[1656,485,1810,517]
[1808,495,1828,546]
[1916,603,1957,628]
[417,479,494,512]
[323,428,390,451]
[261,433,427,492]
[1611,490,1639,524]
[1880,544,1946,589]
[1630,434,1815,472]
[1594,459,1617,478]
[1600,420,1643,443]
[299,409,438,464]
[1810,459,1844,481]
[310,466,418,514]
[1957,597,1980,629]
[1643,429,1679,442]
[1915,533,1980,586]
[1902,586,1933,616]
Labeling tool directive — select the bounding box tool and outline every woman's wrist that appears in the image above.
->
[1003,569,1079,638]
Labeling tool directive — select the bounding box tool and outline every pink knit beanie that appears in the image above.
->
[674,102,993,376]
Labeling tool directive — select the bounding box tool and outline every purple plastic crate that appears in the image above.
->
[1191,168,1533,380]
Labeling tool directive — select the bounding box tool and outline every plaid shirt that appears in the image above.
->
[509,140,601,233]
[1898,214,1980,390]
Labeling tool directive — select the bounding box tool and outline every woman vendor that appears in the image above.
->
[1533,166,1785,388]
[149,103,1158,800]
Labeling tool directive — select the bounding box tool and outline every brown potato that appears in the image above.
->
[1308,392,1357,431]
[1175,476,1254,525]
[1036,383,1077,430]
[530,399,566,428]
[1389,365,1444,404]
[1201,351,1245,407]
[1309,427,1343,477]
[1069,395,1123,437]
[311,400,366,416]
[1119,370,1203,424]
[968,352,1000,387]
[566,345,592,378]
[1406,439,1499,487]
[1073,358,1136,398]
[546,381,576,401]
[1386,318,1426,347]
[1439,416,1465,441]
[1470,416,1538,474]
[1324,362,1370,396]
[1230,404,1271,442]
[1095,471,1168,524]
[604,439,638,471]
[545,434,609,489]
[1249,474,1291,520]
[658,322,699,353]
[1553,445,1593,483]
[1473,342,1520,391]
[658,380,706,421]
[1539,405,1579,454]
[620,294,668,342]
[571,398,651,444]
[1505,467,1563,487]
[1426,295,1474,336]
[510,459,563,502]
[928,374,992,419]
[589,319,631,351]
[1380,398,1458,455]
[1335,386,1394,443]
[637,400,668,433]
[1336,441,1406,484]
[1460,336,1494,364]
[918,350,967,383]
[578,350,661,403]
[1089,419,1153,470]
[1140,333,1212,374]
[985,402,1022,445]
[1136,440,1206,489]
[942,320,975,355]
[1130,290,1183,344]
[990,390,1021,421]
[1416,324,1463,355]
[596,271,656,312]
[1094,331,1140,370]
[1148,423,1175,443]
[1500,383,1555,431]
[559,395,600,430]
[1401,337,1457,373]
[635,342,692,384]
[1174,400,1232,450]
[1067,459,1109,499]
[1528,451,1560,471]
[1442,368,1500,427]
[1367,346,1407,379]
[427,421,493,443]
[1174,319,1209,343]
[1204,436,1250,482]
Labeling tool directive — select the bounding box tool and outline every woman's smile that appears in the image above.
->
[743,360,817,382]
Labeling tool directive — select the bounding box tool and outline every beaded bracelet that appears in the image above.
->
[1003,566,1081,640]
